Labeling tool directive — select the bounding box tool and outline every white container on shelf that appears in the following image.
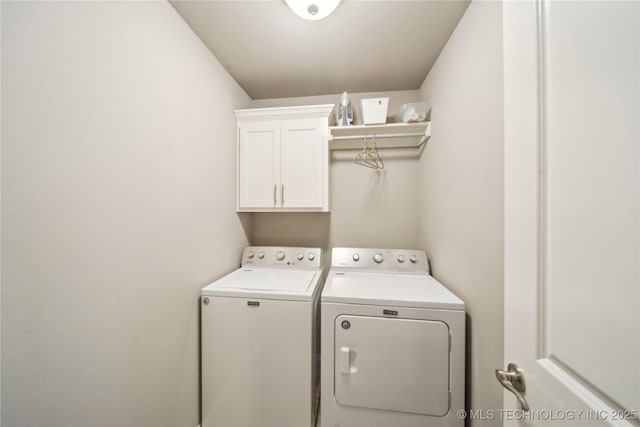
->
[394,102,430,123]
[361,97,389,125]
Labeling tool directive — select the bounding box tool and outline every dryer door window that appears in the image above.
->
[334,315,450,416]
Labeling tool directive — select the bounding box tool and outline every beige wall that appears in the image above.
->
[1,2,251,426]
[417,1,504,424]
[1,2,506,425]
[250,90,424,260]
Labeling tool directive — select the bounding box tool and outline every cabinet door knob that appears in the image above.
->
[281,184,285,206]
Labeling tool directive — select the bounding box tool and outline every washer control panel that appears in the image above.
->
[331,248,429,273]
[241,246,323,268]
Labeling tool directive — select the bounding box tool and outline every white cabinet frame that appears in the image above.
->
[235,104,334,212]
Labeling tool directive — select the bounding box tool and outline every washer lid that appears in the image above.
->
[321,271,464,310]
[202,267,322,301]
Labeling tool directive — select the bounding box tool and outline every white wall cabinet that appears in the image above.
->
[236,105,334,212]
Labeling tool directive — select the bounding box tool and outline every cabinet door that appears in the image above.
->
[280,118,326,209]
[238,122,279,209]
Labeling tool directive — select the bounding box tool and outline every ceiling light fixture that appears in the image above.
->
[285,0,341,21]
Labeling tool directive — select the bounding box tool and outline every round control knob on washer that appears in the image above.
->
[247,251,254,259]
[409,255,418,263]
[373,253,384,263]
[297,253,304,261]
[276,251,285,261]
[352,253,360,262]
[308,253,315,261]
[257,251,265,259]
[397,255,406,263]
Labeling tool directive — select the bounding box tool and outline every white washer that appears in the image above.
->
[321,248,465,427]
[201,246,325,427]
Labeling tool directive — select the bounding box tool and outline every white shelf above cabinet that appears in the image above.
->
[329,122,431,150]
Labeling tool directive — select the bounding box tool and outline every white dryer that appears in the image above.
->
[201,246,325,427]
[321,248,465,427]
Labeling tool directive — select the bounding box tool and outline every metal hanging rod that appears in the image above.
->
[329,122,431,150]
[330,131,426,142]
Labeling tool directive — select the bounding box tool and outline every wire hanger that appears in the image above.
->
[353,134,384,170]
[368,134,384,169]
[354,134,377,169]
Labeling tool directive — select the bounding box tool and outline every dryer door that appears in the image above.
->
[334,315,450,416]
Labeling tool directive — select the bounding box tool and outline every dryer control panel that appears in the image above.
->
[331,247,430,274]
[241,246,323,268]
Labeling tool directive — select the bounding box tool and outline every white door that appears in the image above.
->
[238,121,279,209]
[503,1,639,425]
[280,118,325,209]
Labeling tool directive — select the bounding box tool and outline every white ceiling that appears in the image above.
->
[170,1,470,100]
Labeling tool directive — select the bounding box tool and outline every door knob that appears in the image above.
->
[496,363,530,411]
